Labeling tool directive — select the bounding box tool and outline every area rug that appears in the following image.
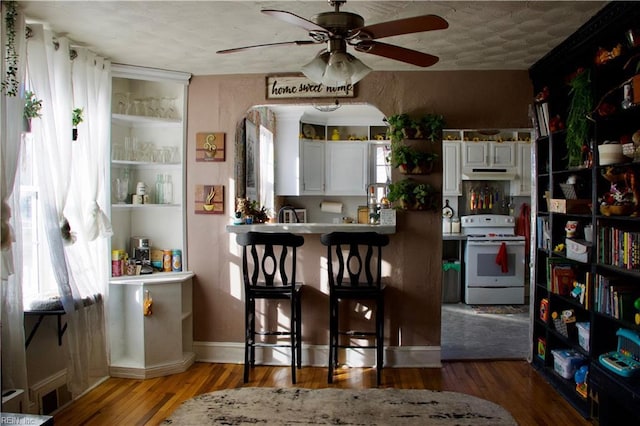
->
[161,387,518,425]
[471,305,529,315]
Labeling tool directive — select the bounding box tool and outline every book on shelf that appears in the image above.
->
[534,102,550,137]
[537,217,551,250]
[594,274,640,321]
[546,258,575,296]
[598,224,640,271]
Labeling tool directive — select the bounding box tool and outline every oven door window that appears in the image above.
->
[476,253,516,277]
[465,242,525,288]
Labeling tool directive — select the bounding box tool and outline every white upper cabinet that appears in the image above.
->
[325,142,368,195]
[273,105,386,196]
[462,141,516,168]
[442,141,462,196]
[510,142,532,196]
[301,139,325,194]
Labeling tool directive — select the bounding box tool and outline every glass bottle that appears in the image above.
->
[155,174,164,204]
[163,174,173,204]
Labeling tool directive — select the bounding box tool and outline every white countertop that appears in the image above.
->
[443,233,467,241]
[226,223,396,234]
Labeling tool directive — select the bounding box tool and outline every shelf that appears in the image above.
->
[111,203,180,210]
[531,4,640,421]
[532,364,591,418]
[112,113,182,127]
[111,160,181,169]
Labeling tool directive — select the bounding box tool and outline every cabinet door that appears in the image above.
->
[462,142,488,167]
[491,142,516,167]
[325,142,368,195]
[510,143,531,196]
[443,141,461,196]
[301,139,325,194]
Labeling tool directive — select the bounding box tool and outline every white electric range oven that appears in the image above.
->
[461,214,526,304]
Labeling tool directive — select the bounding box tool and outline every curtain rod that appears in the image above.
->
[25,25,78,60]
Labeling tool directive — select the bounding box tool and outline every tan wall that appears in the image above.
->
[186,70,532,349]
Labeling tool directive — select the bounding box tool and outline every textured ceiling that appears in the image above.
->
[20,1,607,76]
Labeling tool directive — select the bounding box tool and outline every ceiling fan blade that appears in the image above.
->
[355,41,439,67]
[216,40,318,54]
[354,15,448,40]
[262,9,330,34]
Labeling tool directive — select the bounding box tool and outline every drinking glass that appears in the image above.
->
[113,177,129,203]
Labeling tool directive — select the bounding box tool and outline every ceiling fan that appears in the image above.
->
[216,0,448,86]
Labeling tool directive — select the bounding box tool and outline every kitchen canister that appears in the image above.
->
[451,217,461,233]
[163,250,172,272]
[442,217,452,234]
[172,249,182,272]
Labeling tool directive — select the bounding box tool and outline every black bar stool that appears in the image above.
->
[320,231,389,385]
[236,231,304,383]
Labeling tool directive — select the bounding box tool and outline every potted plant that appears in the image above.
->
[389,144,438,174]
[23,90,43,132]
[385,113,413,142]
[72,108,83,140]
[418,113,446,142]
[565,68,593,168]
[387,178,416,210]
[413,182,437,210]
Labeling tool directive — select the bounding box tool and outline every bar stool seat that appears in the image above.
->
[236,231,304,384]
[320,231,389,385]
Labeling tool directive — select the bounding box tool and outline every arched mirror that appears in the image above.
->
[235,103,389,224]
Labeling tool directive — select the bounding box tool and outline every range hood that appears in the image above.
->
[461,167,517,181]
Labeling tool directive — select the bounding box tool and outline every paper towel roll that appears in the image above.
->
[320,201,343,214]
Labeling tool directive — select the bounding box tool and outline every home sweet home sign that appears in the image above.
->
[266,75,355,99]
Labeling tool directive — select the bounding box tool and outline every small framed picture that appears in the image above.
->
[195,184,224,214]
[196,132,225,162]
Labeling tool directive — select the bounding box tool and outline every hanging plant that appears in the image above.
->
[72,108,83,140]
[23,90,42,132]
[72,108,84,127]
[24,90,43,119]
[565,68,593,168]
[1,1,19,96]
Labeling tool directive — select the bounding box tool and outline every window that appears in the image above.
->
[370,142,391,200]
[18,132,58,308]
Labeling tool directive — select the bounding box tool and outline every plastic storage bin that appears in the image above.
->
[442,260,461,303]
[576,322,590,351]
[551,349,587,379]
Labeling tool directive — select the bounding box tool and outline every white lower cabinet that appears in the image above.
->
[108,272,194,379]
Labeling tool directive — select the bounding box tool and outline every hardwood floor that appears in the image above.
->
[54,361,591,426]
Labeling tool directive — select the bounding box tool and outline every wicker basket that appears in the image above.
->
[559,184,578,199]
[553,318,577,339]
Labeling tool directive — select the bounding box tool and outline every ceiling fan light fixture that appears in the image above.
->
[301,51,330,83]
[301,50,371,87]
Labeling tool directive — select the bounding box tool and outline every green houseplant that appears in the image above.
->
[72,108,83,140]
[385,113,412,142]
[387,178,438,210]
[565,68,593,168]
[23,90,43,132]
[417,113,446,142]
[389,144,438,174]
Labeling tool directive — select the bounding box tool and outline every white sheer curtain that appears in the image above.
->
[1,3,28,405]
[26,25,110,396]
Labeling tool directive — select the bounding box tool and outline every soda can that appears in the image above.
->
[172,249,182,272]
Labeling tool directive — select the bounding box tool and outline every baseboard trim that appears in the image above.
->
[193,342,441,368]
[109,352,196,379]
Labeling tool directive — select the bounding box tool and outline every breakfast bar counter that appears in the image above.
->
[226,223,396,234]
